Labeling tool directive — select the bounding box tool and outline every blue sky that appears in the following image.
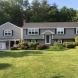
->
[29,0,78,10]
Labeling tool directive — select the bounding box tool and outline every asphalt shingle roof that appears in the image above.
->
[23,22,78,29]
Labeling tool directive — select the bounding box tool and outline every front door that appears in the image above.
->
[45,35,51,44]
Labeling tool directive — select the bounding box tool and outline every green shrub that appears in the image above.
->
[10,47,18,50]
[28,42,39,50]
[75,36,78,43]
[36,44,48,50]
[54,41,60,46]
[18,42,28,50]
[63,42,75,48]
[47,45,66,51]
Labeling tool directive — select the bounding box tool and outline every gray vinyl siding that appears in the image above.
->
[23,28,55,39]
[24,39,45,44]
[54,28,77,39]
[63,39,74,42]
[0,23,22,39]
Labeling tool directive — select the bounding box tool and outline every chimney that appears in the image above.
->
[23,19,26,26]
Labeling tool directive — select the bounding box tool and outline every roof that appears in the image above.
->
[23,22,78,29]
[0,22,22,29]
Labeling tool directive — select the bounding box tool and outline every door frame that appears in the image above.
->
[45,35,51,44]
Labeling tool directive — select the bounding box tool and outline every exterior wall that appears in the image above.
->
[0,22,22,40]
[23,28,77,40]
[53,28,77,39]
[23,28,55,39]
[24,39,45,44]
[63,39,74,42]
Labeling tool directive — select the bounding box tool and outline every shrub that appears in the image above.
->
[18,42,28,50]
[75,36,78,43]
[75,46,78,49]
[47,45,66,51]
[36,44,48,50]
[28,42,39,50]
[54,41,60,46]
[21,45,28,50]
[63,42,75,48]
[10,47,18,50]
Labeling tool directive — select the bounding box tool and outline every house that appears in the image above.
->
[0,22,78,50]
[0,22,22,50]
[23,22,78,45]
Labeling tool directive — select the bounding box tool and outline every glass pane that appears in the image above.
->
[46,35,49,43]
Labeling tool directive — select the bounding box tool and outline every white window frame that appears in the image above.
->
[58,39,62,44]
[76,28,78,34]
[4,30,12,36]
[28,28,39,35]
[31,39,36,42]
[57,28,64,34]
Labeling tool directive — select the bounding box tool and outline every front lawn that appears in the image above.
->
[0,49,78,78]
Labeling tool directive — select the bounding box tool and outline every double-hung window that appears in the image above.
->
[4,30,12,36]
[28,28,39,35]
[57,28,64,34]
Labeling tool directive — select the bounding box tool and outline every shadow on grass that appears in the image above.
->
[0,50,42,58]
[52,76,65,78]
[0,63,12,70]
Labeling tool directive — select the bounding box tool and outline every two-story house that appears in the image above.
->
[0,22,22,50]
[0,22,78,50]
[23,22,78,45]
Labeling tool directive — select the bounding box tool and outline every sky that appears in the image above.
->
[29,0,78,10]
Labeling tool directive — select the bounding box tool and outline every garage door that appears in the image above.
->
[0,42,6,50]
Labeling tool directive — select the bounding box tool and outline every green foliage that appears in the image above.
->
[75,36,78,43]
[53,41,60,46]
[47,45,66,51]
[19,42,28,50]
[63,42,75,48]
[28,42,39,50]
[36,44,48,50]
[0,0,77,26]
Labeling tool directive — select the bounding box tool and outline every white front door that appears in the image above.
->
[45,35,51,44]
[0,42,6,50]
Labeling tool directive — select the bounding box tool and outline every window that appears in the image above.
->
[4,30,12,36]
[57,28,64,34]
[76,28,78,34]
[58,39,62,44]
[28,28,39,35]
[30,39,37,42]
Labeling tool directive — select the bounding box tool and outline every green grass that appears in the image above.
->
[0,49,78,78]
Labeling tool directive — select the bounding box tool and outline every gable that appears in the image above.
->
[0,22,22,29]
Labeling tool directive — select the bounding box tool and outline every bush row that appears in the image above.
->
[63,42,78,48]
[10,42,48,50]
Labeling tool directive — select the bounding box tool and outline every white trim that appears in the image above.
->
[58,39,62,44]
[42,30,54,34]
[24,27,78,29]
[28,28,39,35]
[0,22,22,29]
[45,35,51,44]
[21,28,23,42]
[57,28,64,34]
[52,35,53,39]
[4,30,12,36]
[76,28,78,34]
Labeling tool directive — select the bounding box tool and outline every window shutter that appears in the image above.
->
[55,28,56,34]
[12,30,13,36]
[26,29,27,35]
[74,28,76,34]
[3,30,4,36]
[39,29,40,35]
[64,28,66,34]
